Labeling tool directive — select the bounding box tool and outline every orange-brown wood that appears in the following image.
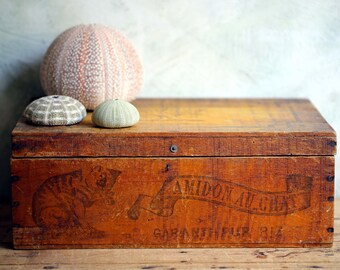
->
[2,201,340,268]
[12,157,334,248]
[11,99,336,249]
[12,99,336,157]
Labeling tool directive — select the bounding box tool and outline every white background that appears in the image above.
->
[0,0,339,199]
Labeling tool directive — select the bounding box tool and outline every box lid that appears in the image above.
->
[12,99,336,158]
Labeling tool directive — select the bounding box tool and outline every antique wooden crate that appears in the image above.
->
[11,99,336,249]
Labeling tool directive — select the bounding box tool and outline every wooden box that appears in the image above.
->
[11,99,336,249]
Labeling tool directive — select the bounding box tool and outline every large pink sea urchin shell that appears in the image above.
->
[40,24,143,110]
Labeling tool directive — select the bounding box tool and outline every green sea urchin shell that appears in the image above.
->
[92,99,140,128]
[23,95,86,126]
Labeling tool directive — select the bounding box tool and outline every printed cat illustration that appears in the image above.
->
[32,166,121,238]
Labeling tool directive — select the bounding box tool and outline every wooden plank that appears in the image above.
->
[1,240,340,265]
[12,99,337,157]
[12,134,336,158]
[1,243,340,267]
[1,263,340,270]
[12,99,336,135]
[0,200,339,269]
[12,157,334,248]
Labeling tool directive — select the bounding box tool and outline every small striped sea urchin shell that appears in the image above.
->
[40,24,143,110]
[92,99,140,128]
[23,95,86,126]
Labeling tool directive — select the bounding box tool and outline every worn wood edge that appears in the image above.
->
[11,128,337,137]
[12,243,334,250]
[11,136,337,158]
[1,263,340,270]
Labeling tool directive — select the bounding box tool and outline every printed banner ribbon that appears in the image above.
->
[128,174,312,220]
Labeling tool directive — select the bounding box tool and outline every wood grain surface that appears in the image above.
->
[12,99,336,157]
[1,200,340,269]
[11,99,336,249]
[12,156,334,248]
